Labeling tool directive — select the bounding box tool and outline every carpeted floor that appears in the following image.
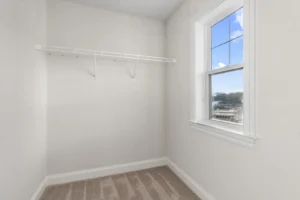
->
[40,166,201,200]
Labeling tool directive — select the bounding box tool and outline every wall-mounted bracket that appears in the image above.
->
[129,63,137,79]
[94,54,97,78]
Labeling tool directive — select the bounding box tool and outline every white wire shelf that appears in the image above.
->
[35,45,176,63]
[35,45,176,79]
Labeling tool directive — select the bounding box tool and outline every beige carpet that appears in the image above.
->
[40,166,201,200]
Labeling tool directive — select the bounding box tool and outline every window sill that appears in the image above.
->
[189,120,257,148]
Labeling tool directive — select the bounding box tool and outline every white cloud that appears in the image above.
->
[218,62,226,68]
[230,9,244,41]
[235,8,243,28]
[231,30,243,39]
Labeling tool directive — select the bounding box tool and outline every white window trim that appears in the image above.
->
[190,0,257,148]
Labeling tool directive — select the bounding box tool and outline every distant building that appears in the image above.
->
[212,108,243,123]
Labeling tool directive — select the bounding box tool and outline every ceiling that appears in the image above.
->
[64,0,184,21]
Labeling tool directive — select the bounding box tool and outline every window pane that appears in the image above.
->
[230,36,244,65]
[211,43,229,69]
[211,17,229,48]
[230,8,244,40]
[211,70,243,124]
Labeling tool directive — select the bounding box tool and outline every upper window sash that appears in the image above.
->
[207,6,244,72]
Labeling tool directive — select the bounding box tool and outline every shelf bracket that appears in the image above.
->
[94,53,97,78]
[130,62,137,79]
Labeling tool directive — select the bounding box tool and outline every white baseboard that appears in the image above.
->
[46,157,168,186]
[30,178,48,200]
[31,157,216,200]
[166,158,216,200]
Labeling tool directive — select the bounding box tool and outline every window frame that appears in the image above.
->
[190,0,257,147]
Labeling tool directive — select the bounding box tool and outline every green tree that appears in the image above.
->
[213,92,243,110]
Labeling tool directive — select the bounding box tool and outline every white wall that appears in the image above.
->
[46,1,166,175]
[0,0,47,199]
[166,0,300,199]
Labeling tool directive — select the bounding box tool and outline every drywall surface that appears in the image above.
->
[0,0,47,199]
[47,1,166,174]
[166,0,300,199]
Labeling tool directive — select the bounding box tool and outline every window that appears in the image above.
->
[191,0,256,147]
[210,8,244,125]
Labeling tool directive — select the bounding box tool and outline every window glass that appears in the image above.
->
[211,8,244,68]
[211,17,229,48]
[211,43,229,69]
[211,70,244,124]
[230,36,244,65]
[230,8,244,40]
[209,7,244,125]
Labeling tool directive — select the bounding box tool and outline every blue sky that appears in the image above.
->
[211,8,244,94]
